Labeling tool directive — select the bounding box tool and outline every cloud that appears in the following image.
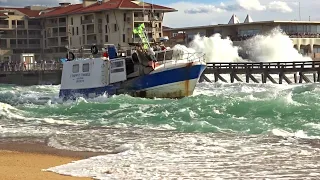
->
[184,5,226,14]
[184,0,293,14]
[0,0,80,7]
[268,1,293,13]
[237,0,266,11]
[163,0,320,28]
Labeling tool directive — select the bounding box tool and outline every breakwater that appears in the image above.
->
[0,63,62,85]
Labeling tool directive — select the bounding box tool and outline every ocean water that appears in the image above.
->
[1,82,320,179]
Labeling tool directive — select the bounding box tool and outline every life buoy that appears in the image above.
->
[66,52,75,61]
[91,45,99,55]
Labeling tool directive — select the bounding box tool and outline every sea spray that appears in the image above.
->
[189,33,243,62]
[243,27,312,62]
[172,27,311,62]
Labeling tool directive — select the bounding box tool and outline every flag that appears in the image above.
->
[133,23,149,49]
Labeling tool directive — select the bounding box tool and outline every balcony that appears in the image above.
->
[28,34,41,38]
[59,22,67,26]
[60,41,68,46]
[87,29,95,34]
[155,28,161,32]
[10,44,28,49]
[0,24,9,29]
[47,42,59,47]
[52,32,59,37]
[28,25,41,29]
[59,32,67,37]
[17,34,28,38]
[150,16,162,21]
[10,44,17,48]
[86,40,96,44]
[134,17,148,21]
[16,25,25,29]
[47,23,58,27]
[1,34,16,38]
[28,44,41,48]
[81,19,94,24]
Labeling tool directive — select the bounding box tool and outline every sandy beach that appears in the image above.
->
[0,141,102,180]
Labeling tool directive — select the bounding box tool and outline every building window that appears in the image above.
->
[72,64,79,73]
[82,63,89,72]
[105,25,108,33]
[114,24,117,32]
[122,34,125,42]
[105,35,108,42]
[71,18,73,25]
[106,14,109,23]
[72,27,74,35]
[76,27,79,35]
[82,25,85,34]
[98,24,102,33]
[159,33,162,37]
[123,13,126,21]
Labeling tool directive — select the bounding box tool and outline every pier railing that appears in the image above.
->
[202,60,320,84]
[0,63,62,72]
[206,61,320,73]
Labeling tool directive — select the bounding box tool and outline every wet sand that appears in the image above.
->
[0,141,103,180]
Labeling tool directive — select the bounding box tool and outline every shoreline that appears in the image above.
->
[0,141,104,180]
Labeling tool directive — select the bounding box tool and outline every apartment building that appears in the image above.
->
[0,0,175,61]
[0,6,45,62]
[39,0,175,60]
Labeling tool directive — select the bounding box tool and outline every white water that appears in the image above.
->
[172,27,312,63]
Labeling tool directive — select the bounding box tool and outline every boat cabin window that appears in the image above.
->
[111,68,124,73]
[155,50,173,61]
[82,63,89,72]
[72,64,79,73]
[110,60,124,73]
[111,61,124,68]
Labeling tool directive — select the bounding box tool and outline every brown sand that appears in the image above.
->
[0,141,104,180]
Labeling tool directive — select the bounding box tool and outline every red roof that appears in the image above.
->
[0,13,7,17]
[39,0,175,17]
[39,4,83,17]
[118,0,174,10]
[0,7,41,17]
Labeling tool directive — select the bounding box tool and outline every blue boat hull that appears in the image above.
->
[59,63,206,100]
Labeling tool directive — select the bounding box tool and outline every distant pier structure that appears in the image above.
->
[200,61,320,84]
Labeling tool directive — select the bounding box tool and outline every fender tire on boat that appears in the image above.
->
[91,45,99,55]
[66,52,75,61]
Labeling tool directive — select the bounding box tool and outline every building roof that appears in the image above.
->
[39,0,175,18]
[165,20,320,31]
[39,4,83,17]
[0,13,7,17]
[244,14,253,23]
[228,14,240,25]
[0,7,42,17]
[162,26,172,30]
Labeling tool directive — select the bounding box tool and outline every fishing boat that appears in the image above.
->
[58,24,206,100]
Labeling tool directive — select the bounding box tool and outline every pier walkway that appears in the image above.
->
[201,61,320,84]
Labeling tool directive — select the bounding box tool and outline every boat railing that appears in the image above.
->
[154,49,205,68]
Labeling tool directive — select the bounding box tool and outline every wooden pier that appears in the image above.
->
[200,61,320,84]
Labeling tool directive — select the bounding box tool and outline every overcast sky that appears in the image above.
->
[0,0,318,28]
